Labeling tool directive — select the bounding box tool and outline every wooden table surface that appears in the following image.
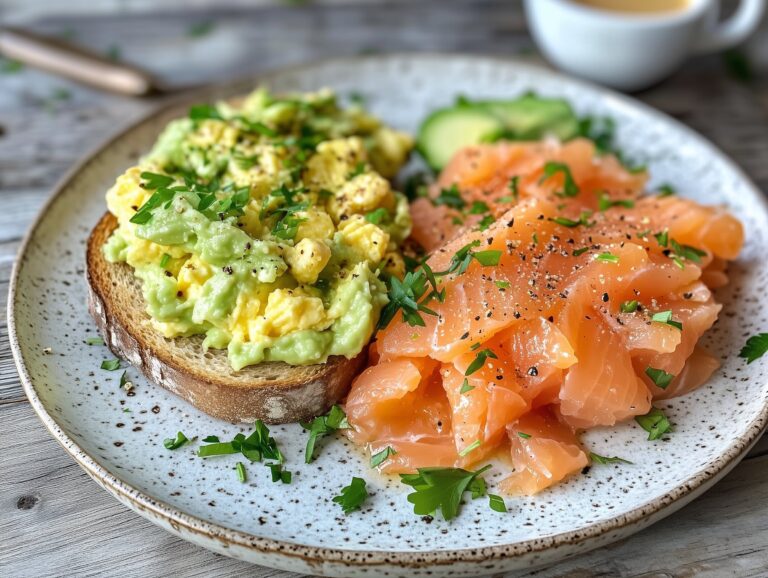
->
[3,2,768,576]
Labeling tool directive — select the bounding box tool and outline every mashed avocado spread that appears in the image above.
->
[103,89,413,370]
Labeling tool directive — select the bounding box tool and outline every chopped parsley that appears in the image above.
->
[540,162,579,197]
[332,477,369,514]
[268,463,292,484]
[620,300,639,313]
[236,462,247,483]
[549,210,594,228]
[301,405,349,463]
[159,253,171,268]
[118,371,129,389]
[589,452,633,465]
[458,440,481,457]
[645,366,675,389]
[433,241,502,277]
[198,420,284,463]
[488,494,507,513]
[189,103,223,121]
[654,230,669,247]
[635,407,672,440]
[494,280,511,289]
[460,379,475,394]
[347,161,367,179]
[465,348,498,376]
[365,207,388,225]
[651,310,682,330]
[517,432,532,439]
[164,431,191,450]
[469,200,490,214]
[739,333,768,364]
[669,239,707,269]
[433,184,465,209]
[598,192,635,211]
[477,215,495,230]
[378,269,439,329]
[508,175,520,200]
[371,446,398,468]
[101,359,121,371]
[85,337,104,346]
[658,184,676,197]
[400,465,491,521]
[596,252,619,264]
[572,246,590,257]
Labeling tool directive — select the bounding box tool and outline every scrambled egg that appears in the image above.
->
[103,89,412,369]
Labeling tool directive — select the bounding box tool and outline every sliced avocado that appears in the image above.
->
[417,106,502,170]
[416,95,580,170]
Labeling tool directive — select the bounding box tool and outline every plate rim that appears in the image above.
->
[8,52,768,570]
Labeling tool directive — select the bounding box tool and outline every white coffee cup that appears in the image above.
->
[524,0,765,91]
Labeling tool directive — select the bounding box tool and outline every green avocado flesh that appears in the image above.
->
[417,95,580,170]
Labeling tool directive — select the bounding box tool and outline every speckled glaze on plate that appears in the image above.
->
[9,55,768,577]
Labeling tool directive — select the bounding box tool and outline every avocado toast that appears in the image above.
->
[87,89,413,423]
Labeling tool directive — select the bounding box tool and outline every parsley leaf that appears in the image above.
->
[658,184,676,197]
[347,161,367,179]
[589,452,633,465]
[494,280,511,289]
[651,310,683,330]
[540,162,579,197]
[654,230,669,247]
[433,184,465,209]
[469,200,490,215]
[669,239,707,269]
[300,405,349,464]
[488,494,507,513]
[332,477,369,514]
[508,175,520,200]
[236,462,247,483]
[365,207,389,225]
[473,250,502,266]
[635,407,672,440]
[268,463,292,484]
[549,210,594,228]
[371,446,398,468]
[189,103,223,121]
[465,348,498,376]
[598,192,635,211]
[164,431,191,450]
[198,420,284,463]
[739,333,768,364]
[645,366,675,389]
[458,440,481,457]
[596,252,619,264]
[378,270,438,329]
[400,465,491,521]
[460,379,475,394]
[101,359,121,371]
[620,300,638,313]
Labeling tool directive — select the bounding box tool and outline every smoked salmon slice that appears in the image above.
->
[345,138,744,495]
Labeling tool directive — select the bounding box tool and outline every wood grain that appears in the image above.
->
[2,2,768,576]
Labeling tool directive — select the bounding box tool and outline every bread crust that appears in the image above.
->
[86,213,366,424]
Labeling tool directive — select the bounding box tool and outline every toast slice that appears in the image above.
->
[86,212,367,424]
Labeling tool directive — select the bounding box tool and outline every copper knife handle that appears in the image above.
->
[0,26,163,96]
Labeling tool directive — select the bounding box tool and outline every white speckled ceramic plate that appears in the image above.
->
[10,55,768,577]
